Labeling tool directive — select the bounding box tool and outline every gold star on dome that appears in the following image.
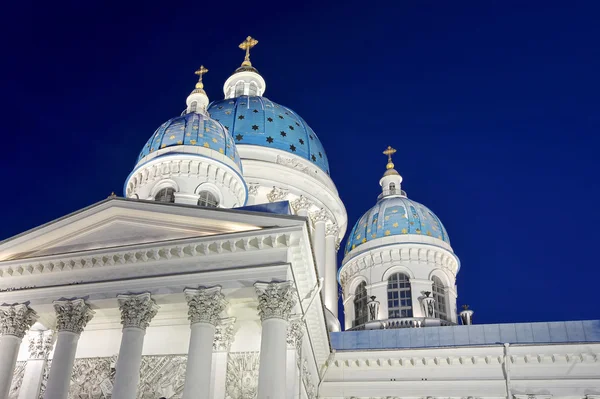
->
[392,222,399,228]
[401,228,408,234]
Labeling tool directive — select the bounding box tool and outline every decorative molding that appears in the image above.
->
[0,229,294,281]
[247,183,260,196]
[339,245,459,292]
[28,330,54,360]
[514,395,552,399]
[266,186,288,203]
[226,351,260,399]
[117,292,159,330]
[287,318,304,354]
[53,298,94,334]
[213,317,236,352]
[255,281,297,321]
[276,155,311,175]
[9,361,26,398]
[138,355,187,397]
[290,195,313,213]
[325,223,340,238]
[184,286,227,326]
[302,357,317,399]
[310,208,330,224]
[0,303,38,338]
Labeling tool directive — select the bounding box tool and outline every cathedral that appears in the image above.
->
[0,36,598,399]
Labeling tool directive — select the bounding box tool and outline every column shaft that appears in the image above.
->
[313,220,326,281]
[0,335,22,399]
[182,322,216,399]
[111,327,146,399]
[17,358,46,399]
[324,234,338,317]
[44,331,79,399]
[257,318,288,399]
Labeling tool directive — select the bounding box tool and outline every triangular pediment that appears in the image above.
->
[0,198,299,261]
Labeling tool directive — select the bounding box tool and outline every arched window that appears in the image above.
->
[248,83,258,96]
[387,273,412,318]
[155,187,175,203]
[432,276,447,320]
[234,81,245,97]
[353,281,368,327]
[197,191,219,208]
[190,101,197,113]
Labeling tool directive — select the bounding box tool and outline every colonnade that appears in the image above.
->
[0,280,299,399]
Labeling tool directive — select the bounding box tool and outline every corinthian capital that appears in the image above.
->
[53,298,94,334]
[310,208,330,225]
[254,281,297,321]
[0,303,38,338]
[290,196,313,213]
[213,317,236,352]
[266,186,288,203]
[28,330,54,360]
[325,223,340,238]
[117,293,159,330]
[184,286,227,326]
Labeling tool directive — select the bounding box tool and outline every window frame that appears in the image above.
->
[353,281,368,327]
[432,276,448,321]
[387,272,413,319]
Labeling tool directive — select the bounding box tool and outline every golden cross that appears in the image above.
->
[383,146,397,169]
[194,65,208,89]
[239,36,258,66]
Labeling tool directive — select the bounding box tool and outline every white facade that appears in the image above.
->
[0,39,598,399]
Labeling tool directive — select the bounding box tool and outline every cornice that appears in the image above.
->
[329,348,599,370]
[339,244,458,292]
[0,226,298,281]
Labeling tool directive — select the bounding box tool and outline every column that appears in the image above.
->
[255,281,297,399]
[44,298,94,399]
[290,196,312,218]
[210,317,236,399]
[0,303,38,399]
[111,293,159,399]
[310,209,329,282]
[182,286,227,399]
[324,223,340,318]
[286,319,304,399]
[18,330,54,399]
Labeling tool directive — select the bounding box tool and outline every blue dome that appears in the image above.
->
[345,196,450,255]
[137,112,242,169]
[207,96,330,174]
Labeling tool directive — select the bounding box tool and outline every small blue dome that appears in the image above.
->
[207,96,330,174]
[345,196,450,255]
[137,112,242,169]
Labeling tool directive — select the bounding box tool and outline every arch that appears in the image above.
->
[381,264,415,282]
[353,281,368,327]
[427,268,452,288]
[387,272,413,318]
[248,82,258,96]
[346,275,368,298]
[150,179,179,198]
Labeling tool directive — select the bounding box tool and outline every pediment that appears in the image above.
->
[0,198,297,261]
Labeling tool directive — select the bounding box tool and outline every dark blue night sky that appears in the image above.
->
[2,1,599,324]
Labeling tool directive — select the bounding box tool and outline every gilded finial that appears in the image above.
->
[194,65,209,90]
[239,36,258,67]
[383,146,397,170]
